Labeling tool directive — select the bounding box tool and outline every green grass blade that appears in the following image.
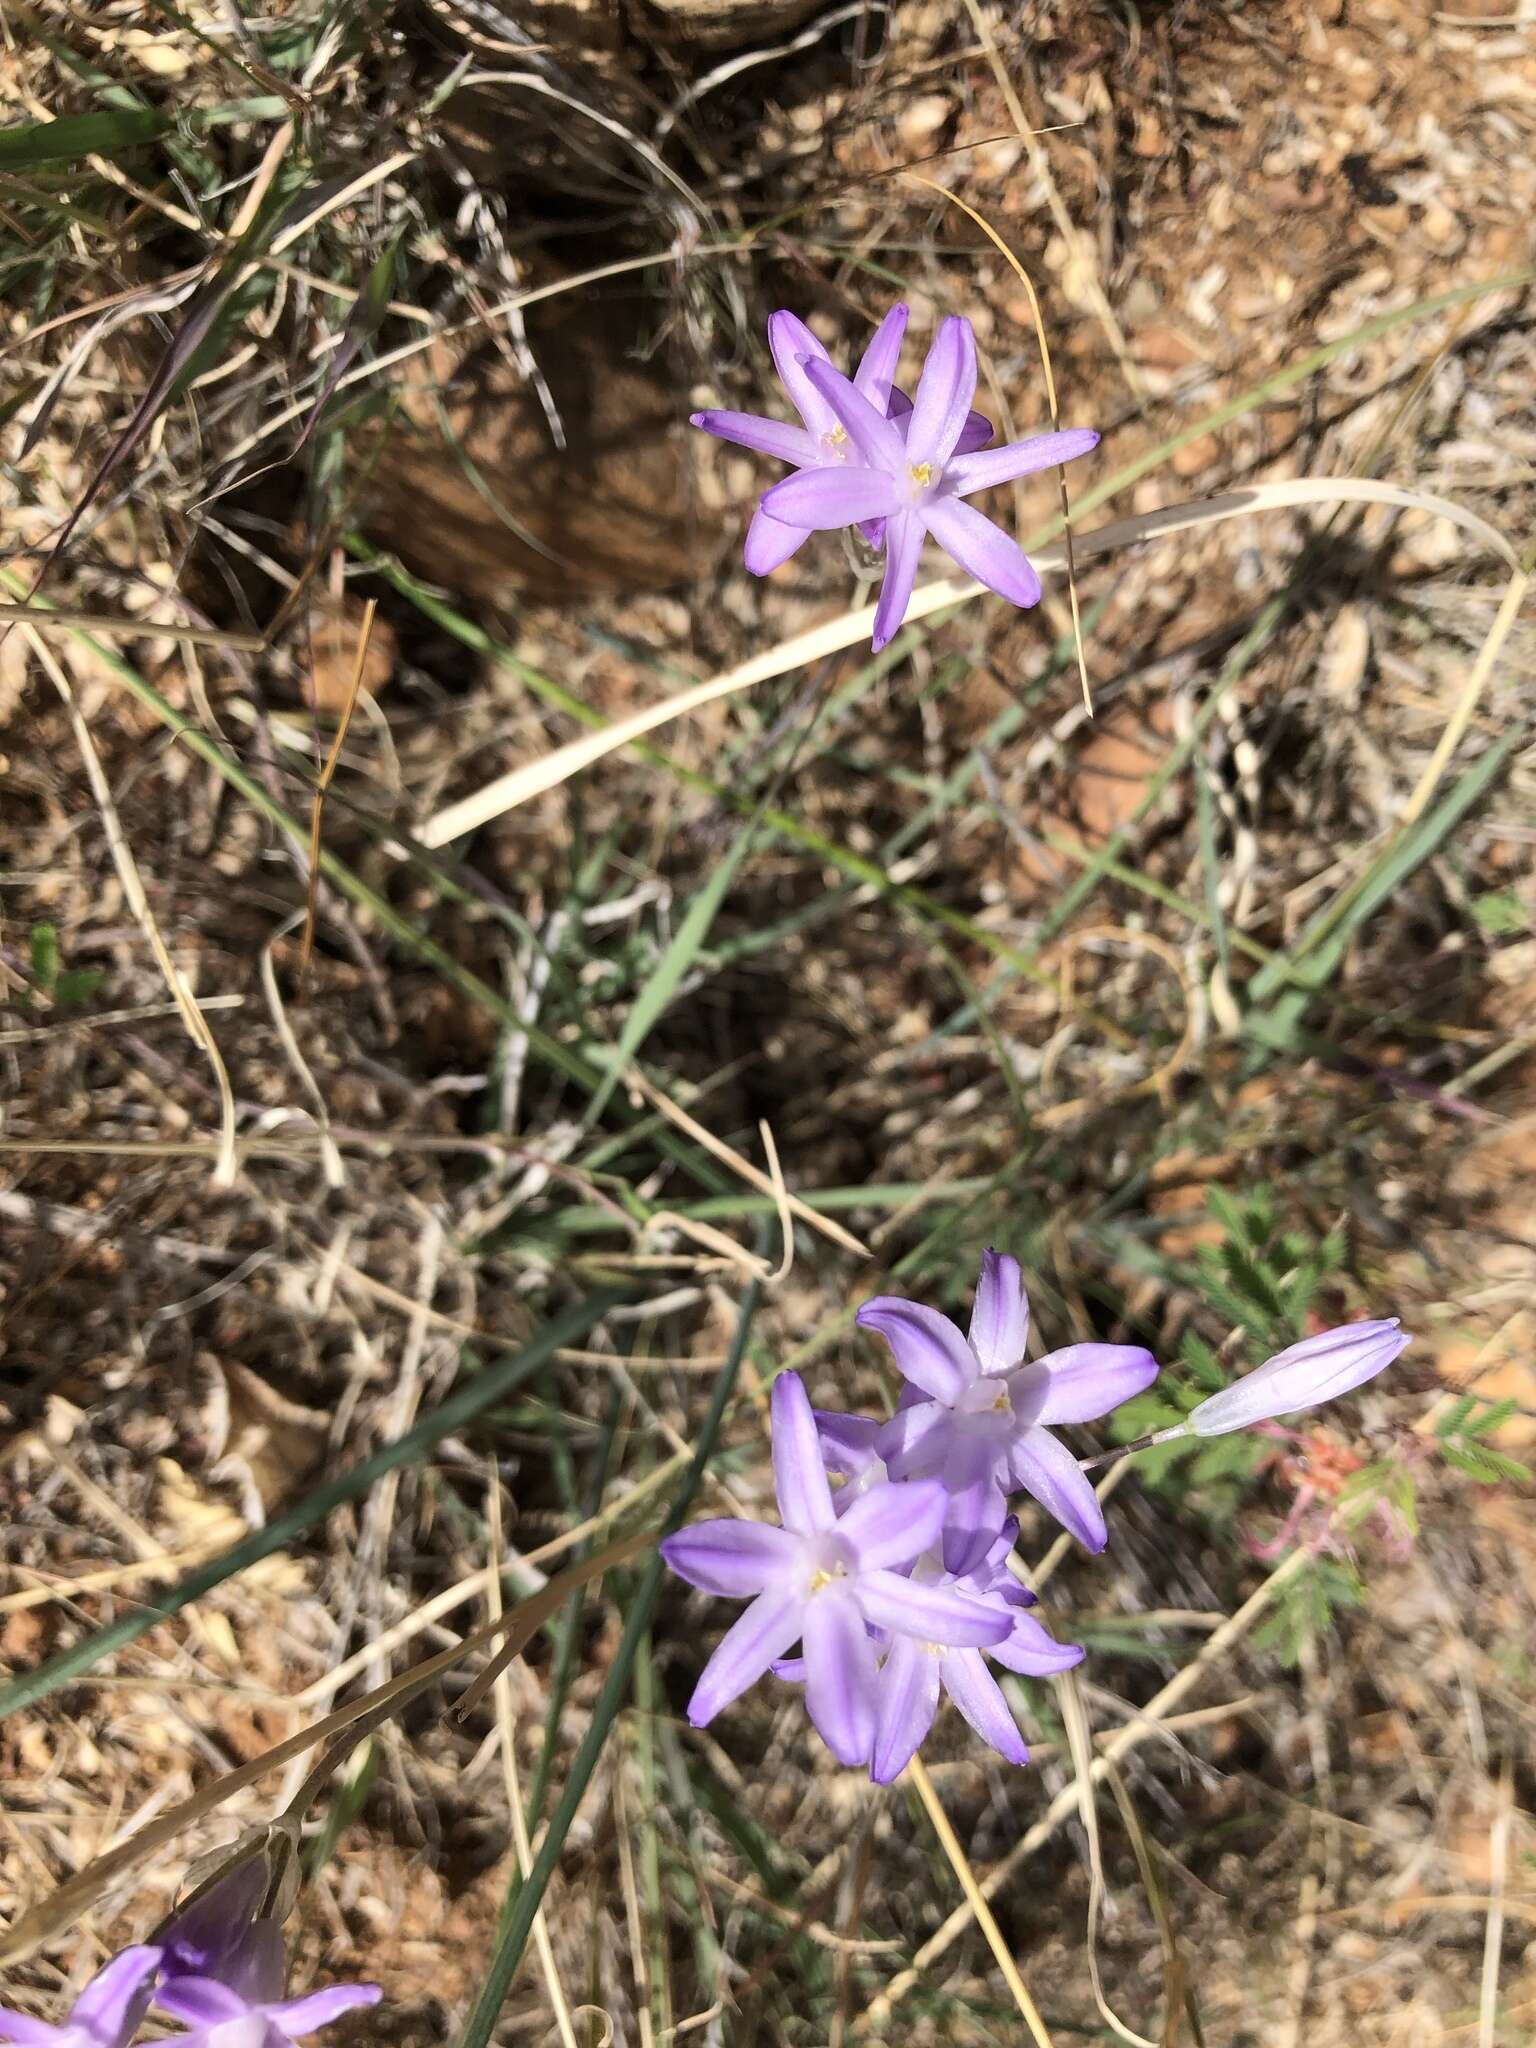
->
[1244,729,1521,1050]
[454,1276,761,2048]
[0,100,285,170]
[585,812,760,1123]
[0,1287,622,1723]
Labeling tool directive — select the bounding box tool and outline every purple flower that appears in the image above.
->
[156,1861,268,1984]
[858,1250,1159,1567]
[154,1917,379,2048]
[660,1371,1010,1767]
[870,1522,1084,1783]
[691,304,991,574]
[759,314,1099,649]
[0,1948,162,2048]
[1187,1320,1410,1439]
[155,1865,379,2048]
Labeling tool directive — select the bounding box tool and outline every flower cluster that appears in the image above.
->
[0,1864,379,2048]
[661,1251,1411,1779]
[692,304,1099,650]
[662,1250,1150,1780]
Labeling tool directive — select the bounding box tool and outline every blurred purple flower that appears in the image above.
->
[0,1948,162,2048]
[660,1370,1008,1766]
[858,1250,1159,1567]
[759,314,1099,648]
[1187,1320,1410,1438]
[691,304,991,573]
[155,1863,379,2048]
[156,1861,267,1985]
[155,1917,379,2048]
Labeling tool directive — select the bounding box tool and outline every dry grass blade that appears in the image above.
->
[25,626,238,1186]
[300,597,376,975]
[1399,564,1531,830]
[626,1068,869,1260]
[957,0,1145,405]
[905,1755,1057,2048]
[1479,1760,1515,2048]
[1059,1667,1158,2048]
[1100,1757,1201,2048]
[0,603,265,648]
[0,1528,651,1966]
[855,1549,1314,2033]
[420,476,1517,843]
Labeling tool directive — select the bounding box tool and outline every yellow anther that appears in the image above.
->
[909,462,933,487]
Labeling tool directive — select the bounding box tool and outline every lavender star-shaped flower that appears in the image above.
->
[776,1516,1083,1782]
[0,1948,162,2048]
[870,1520,1084,1783]
[691,304,991,573]
[858,1249,1159,1568]
[660,1369,1009,1766]
[760,313,1100,649]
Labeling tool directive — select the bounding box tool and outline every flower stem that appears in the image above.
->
[906,1754,1057,2048]
[1076,1424,1191,1474]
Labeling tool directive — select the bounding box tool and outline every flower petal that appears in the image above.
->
[264,1986,383,2037]
[743,505,808,575]
[801,358,906,470]
[870,1634,941,1783]
[889,389,991,452]
[856,1297,976,1403]
[223,1924,288,2006]
[872,511,923,651]
[838,1477,947,1569]
[761,466,899,530]
[153,1977,250,2026]
[905,316,978,469]
[922,496,1041,607]
[771,1371,835,1532]
[689,409,819,465]
[874,1397,952,1478]
[70,1946,163,2041]
[660,1518,797,1597]
[945,427,1100,495]
[766,309,836,433]
[967,1249,1029,1375]
[1006,1425,1107,1552]
[156,1859,266,1977]
[816,1409,884,1478]
[990,1612,1085,1677]
[0,2012,64,2047]
[858,1570,1011,1647]
[939,1436,1008,1576]
[1024,1343,1160,1426]
[939,1648,1030,1764]
[687,1588,805,1726]
[803,1589,878,1765]
[852,303,909,412]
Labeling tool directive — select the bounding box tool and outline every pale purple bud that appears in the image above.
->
[1187,1320,1409,1438]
